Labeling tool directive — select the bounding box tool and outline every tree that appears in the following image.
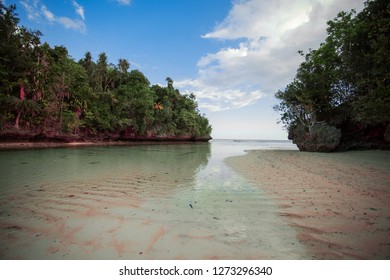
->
[275,0,390,151]
[0,3,212,140]
[0,3,42,130]
[95,52,113,92]
[79,51,96,88]
[118,58,130,86]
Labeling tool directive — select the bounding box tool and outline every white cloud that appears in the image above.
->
[72,0,85,21]
[177,0,365,112]
[57,17,86,32]
[41,4,54,22]
[20,0,86,32]
[20,0,41,20]
[202,0,312,40]
[116,0,131,5]
[176,79,263,112]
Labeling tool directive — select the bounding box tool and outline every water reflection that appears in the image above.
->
[0,144,211,191]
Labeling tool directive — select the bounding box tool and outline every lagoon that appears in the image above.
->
[0,140,305,259]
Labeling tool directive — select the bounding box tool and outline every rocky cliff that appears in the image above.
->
[288,122,390,152]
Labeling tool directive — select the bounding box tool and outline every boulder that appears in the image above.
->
[288,123,341,152]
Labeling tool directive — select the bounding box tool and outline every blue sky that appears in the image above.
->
[6,0,365,139]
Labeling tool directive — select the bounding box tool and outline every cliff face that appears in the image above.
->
[336,122,390,151]
[288,122,390,152]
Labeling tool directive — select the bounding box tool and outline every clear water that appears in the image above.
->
[0,139,305,259]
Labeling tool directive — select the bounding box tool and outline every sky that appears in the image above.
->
[5,0,366,140]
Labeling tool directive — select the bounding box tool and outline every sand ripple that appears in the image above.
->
[227,150,390,259]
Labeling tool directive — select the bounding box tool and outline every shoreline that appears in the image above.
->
[0,140,210,150]
[226,149,390,259]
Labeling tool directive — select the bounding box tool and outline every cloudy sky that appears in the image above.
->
[7,0,365,139]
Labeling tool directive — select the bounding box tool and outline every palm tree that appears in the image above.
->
[8,94,41,129]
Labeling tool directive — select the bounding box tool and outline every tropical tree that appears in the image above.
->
[274,0,390,150]
[0,2,212,140]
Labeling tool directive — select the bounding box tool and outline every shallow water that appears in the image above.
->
[0,140,305,259]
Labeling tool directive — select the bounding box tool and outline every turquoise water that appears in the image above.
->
[0,140,304,259]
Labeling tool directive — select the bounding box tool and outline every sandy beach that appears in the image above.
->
[226,149,390,259]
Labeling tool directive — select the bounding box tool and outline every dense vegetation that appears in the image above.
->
[275,0,389,151]
[0,3,212,142]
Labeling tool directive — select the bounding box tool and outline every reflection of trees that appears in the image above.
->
[101,143,212,197]
[134,143,211,178]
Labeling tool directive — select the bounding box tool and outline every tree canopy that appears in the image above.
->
[274,0,389,151]
[0,3,212,141]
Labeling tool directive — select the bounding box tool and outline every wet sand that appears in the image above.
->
[226,150,390,259]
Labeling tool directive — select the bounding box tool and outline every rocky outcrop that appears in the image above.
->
[288,123,341,152]
[336,121,390,151]
[288,121,390,152]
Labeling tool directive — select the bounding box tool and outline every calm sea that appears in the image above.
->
[0,139,304,259]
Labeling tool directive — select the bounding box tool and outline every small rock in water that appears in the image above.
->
[189,204,193,209]
[225,199,233,202]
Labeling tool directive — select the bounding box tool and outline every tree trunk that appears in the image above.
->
[14,84,25,129]
[15,111,21,130]
[20,84,25,100]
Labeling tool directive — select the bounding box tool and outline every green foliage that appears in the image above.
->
[275,0,390,133]
[0,3,212,139]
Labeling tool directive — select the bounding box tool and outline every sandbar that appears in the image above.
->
[226,149,390,259]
